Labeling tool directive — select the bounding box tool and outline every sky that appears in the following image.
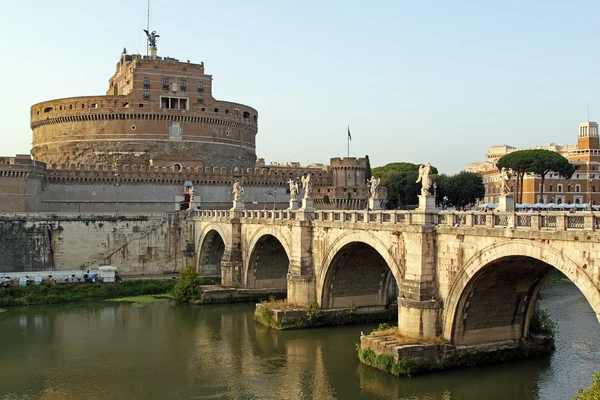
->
[1,0,599,173]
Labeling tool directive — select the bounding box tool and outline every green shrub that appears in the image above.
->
[171,265,202,303]
[306,301,322,324]
[574,371,600,400]
[529,308,557,338]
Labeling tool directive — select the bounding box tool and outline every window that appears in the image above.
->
[160,96,189,110]
[557,184,563,193]
[549,184,553,192]
[214,108,219,113]
[243,111,250,119]
[197,82,203,92]
[197,94,204,103]
[143,77,150,88]
[143,90,150,99]
[162,78,169,90]
[576,184,581,193]
[180,80,187,91]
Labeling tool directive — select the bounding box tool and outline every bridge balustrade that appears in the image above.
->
[194,209,598,232]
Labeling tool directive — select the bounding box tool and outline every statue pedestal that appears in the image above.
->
[417,195,436,211]
[368,198,381,211]
[300,197,314,211]
[230,201,245,211]
[148,47,157,58]
[497,194,515,212]
[288,199,299,211]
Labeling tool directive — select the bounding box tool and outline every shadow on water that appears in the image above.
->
[0,276,598,400]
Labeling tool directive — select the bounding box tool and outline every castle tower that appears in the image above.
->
[330,157,366,187]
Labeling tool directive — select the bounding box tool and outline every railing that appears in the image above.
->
[193,209,599,231]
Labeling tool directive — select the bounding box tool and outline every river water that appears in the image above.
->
[1,278,599,400]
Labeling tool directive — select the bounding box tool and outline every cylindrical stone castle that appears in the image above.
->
[30,53,258,169]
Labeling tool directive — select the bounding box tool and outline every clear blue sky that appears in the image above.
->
[1,0,598,173]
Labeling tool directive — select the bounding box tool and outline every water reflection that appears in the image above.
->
[0,279,598,400]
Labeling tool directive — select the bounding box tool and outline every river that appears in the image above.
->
[1,277,598,400]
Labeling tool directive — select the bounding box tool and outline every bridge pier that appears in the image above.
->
[397,223,442,338]
[220,217,243,287]
[287,218,316,305]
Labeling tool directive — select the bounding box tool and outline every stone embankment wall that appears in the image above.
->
[0,213,195,275]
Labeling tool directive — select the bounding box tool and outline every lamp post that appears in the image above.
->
[114,170,120,214]
[433,182,438,207]
[590,177,593,212]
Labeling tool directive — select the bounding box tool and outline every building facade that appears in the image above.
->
[467,122,600,205]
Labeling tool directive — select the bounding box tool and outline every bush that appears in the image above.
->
[574,371,600,400]
[529,308,557,338]
[171,265,202,303]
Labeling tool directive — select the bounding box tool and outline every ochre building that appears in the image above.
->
[467,121,600,205]
[30,53,258,169]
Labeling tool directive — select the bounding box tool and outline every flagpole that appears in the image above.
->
[347,126,350,158]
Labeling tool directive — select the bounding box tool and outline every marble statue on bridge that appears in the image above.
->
[232,180,244,202]
[416,163,432,196]
[288,179,299,201]
[301,174,312,199]
[500,167,513,195]
[368,176,381,199]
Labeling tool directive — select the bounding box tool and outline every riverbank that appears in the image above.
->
[0,277,219,307]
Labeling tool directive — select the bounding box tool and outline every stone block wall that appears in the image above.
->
[0,213,194,275]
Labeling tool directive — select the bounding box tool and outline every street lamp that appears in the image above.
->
[114,170,120,214]
[590,177,593,212]
[433,182,438,207]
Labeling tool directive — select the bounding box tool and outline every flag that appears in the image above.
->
[348,126,352,141]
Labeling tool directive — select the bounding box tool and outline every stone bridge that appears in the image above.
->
[194,208,600,345]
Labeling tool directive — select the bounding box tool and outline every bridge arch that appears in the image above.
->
[196,224,228,275]
[244,226,291,290]
[318,232,402,309]
[443,239,600,345]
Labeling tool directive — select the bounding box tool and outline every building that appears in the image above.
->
[30,48,258,169]
[467,122,600,205]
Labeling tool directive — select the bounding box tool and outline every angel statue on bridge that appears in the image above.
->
[288,179,299,201]
[232,180,244,202]
[301,173,312,199]
[416,162,432,196]
[500,167,513,195]
[368,176,381,199]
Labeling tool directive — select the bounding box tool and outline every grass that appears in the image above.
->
[370,324,444,345]
[0,308,6,313]
[0,280,177,307]
[106,293,174,307]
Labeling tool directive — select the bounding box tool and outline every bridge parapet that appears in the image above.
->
[195,209,600,232]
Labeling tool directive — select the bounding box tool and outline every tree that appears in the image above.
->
[365,155,372,184]
[372,162,438,186]
[172,265,202,303]
[497,149,574,203]
[437,172,485,208]
[386,170,421,209]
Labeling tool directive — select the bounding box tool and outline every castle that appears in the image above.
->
[0,33,385,213]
